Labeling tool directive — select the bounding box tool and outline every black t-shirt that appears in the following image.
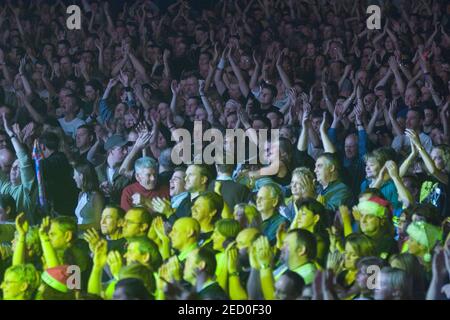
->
[246,92,280,118]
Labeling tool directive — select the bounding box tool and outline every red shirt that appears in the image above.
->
[120,182,170,211]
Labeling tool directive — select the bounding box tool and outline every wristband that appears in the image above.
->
[217,58,225,70]
[229,272,239,277]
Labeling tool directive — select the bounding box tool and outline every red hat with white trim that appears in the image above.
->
[41,265,70,293]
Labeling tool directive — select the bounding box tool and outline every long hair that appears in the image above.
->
[74,162,99,193]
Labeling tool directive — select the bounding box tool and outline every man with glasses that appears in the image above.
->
[95,135,131,205]
[256,183,288,245]
[1,264,39,300]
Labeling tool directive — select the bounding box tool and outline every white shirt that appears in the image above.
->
[107,167,115,184]
[58,117,85,137]
[75,193,88,225]
[392,132,433,154]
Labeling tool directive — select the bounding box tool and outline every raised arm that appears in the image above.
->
[12,213,28,266]
[228,49,250,97]
[39,217,61,268]
[399,143,418,177]
[388,56,406,96]
[320,112,336,154]
[388,100,403,137]
[128,50,150,83]
[297,102,311,152]
[406,129,448,185]
[198,80,215,124]
[249,51,261,91]
[385,161,414,208]
[214,47,228,95]
[17,91,44,124]
[276,49,292,89]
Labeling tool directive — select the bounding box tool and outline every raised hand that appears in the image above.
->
[15,212,29,237]
[326,251,343,273]
[39,216,51,240]
[107,77,120,88]
[83,228,101,253]
[151,197,173,217]
[405,129,422,148]
[152,216,170,242]
[2,113,13,137]
[107,250,123,279]
[119,70,129,87]
[93,239,108,268]
[254,236,273,269]
[385,160,399,178]
[171,80,181,96]
[225,242,238,273]
[320,112,329,132]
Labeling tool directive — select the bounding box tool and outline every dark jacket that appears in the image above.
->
[95,162,131,205]
[41,151,78,216]
[207,179,251,209]
[198,282,229,300]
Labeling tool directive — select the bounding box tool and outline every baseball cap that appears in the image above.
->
[104,135,128,151]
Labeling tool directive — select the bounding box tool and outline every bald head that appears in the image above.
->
[344,133,358,159]
[169,217,200,251]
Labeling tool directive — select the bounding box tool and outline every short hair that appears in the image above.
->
[127,236,163,271]
[40,131,59,151]
[191,164,212,184]
[318,152,342,175]
[261,82,278,98]
[295,198,330,229]
[126,208,152,228]
[114,278,151,300]
[105,205,126,219]
[52,216,77,241]
[216,163,235,175]
[197,191,224,220]
[195,247,217,277]
[267,109,284,120]
[85,79,103,92]
[76,124,95,137]
[119,263,155,296]
[5,264,39,297]
[408,107,424,120]
[260,183,283,208]
[288,229,317,260]
[215,219,241,240]
[279,270,305,298]
[134,157,158,173]
[252,116,272,129]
